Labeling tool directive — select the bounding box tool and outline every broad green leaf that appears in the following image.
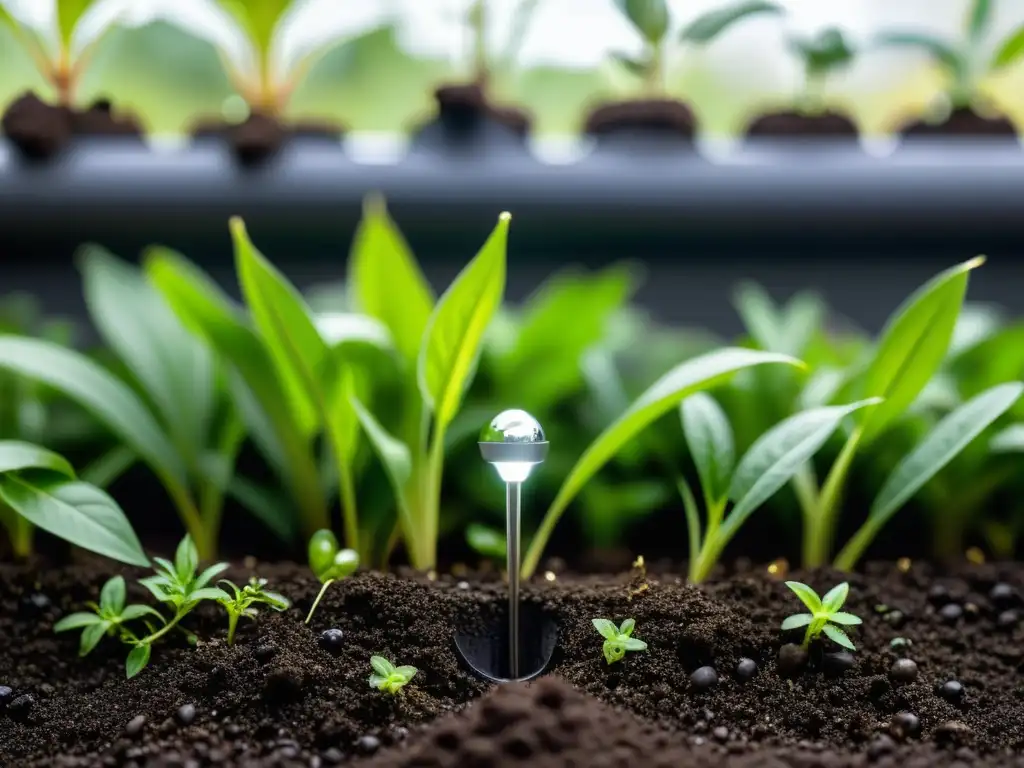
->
[728,399,881,506]
[80,246,215,464]
[523,348,801,577]
[54,612,105,631]
[820,582,849,612]
[144,247,325,534]
[680,1,783,44]
[232,218,324,438]
[619,618,635,636]
[466,523,506,560]
[0,475,149,566]
[785,581,822,612]
[126,643,151,678]
[873,32,963,73]
[868,382,1023,527]
[371,656,394,677]
[592,618,618,640]
[967,0,992,44]
[623,638,647,651]
[614,0,669,44]
[991,424,1024,452]
[791,27,854,75]
[349,196,434,365]
[80,622,108,656]
[780,613,812,630]
[992,26,1024,70]
[822,624,854,650]
[0,336,188,490]
[680,393,734,505]
[325,548,358,580]
[0,441,75,477]
[418,213,508,428]
[100,576,126,615]
[856,257,983,443]
[308,529,339,578]
[57,0,94,47]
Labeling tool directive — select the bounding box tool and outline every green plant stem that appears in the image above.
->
[792,464,819,520]
[199,416,246,558]
[305,579,334,624]
[10,514,33,560]
[226,611,239,645]
[168,483,211,561]
[422,425,447,571]
[140,610,187,646]
[803,427,863,568]
[470,0,488,84]
[645,42,664,97]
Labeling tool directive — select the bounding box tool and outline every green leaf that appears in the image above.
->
[308,529,339,579]
[872,31,963,74]
[349,196,435,366]
[992,26,1024,70]
[592,618,618,640]
[100,576,126,615]
[791,27,855,75]
[371,656,395,677]
[222,0,292,56]
[79,621,108,656]
[395,665,417,680]
[0,475,149,567]
[785,581,822,613]
[119,605,164,622]
[0,441,75,477]
[967,0,991,44]
[188,587,232,603]
[523,348,801,578]
[623,638,648,651]
[780,613,812,630]
[733,283,785,352]
[991,424,1024,452]
[610,52,650,77]
[80,246,215,465]
[856,257,983,444]
[324,548,358,580]
[820,582,849,612]
[614,0,669,44]
[56,0,95,48]
[680,393,734,505]
[350,397,414,540]
[466,523,506,560]
[53,612,105,632]
[619,618,636,636]
[829,612,862,625]
[418,213,508,427]
[822,623,855,650]
[0,336,188,491]
[126,643,151,679]
[368,674,387,690]
[175,535,198,581]
[869,382,1023,527]
[232,218,325,439]
[194,562,230,590]
[680,1,783,44]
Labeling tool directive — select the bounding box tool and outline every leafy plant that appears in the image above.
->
[520,347,803,579]
[369,655,417,694]
[874,0,1024,109]
[679,394,882,583]
[217,576,290,644]
[305,529,358,624]
[781,581,861,650]
[0,440,147,565]
[55,535,228,678]
[0,0,122,106]
[592,617,648,664]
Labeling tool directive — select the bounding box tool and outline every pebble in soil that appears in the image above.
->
[3,561,1024,765]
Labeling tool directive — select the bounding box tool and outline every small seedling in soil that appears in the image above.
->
[216,577,290,645]
[305,529,358,625]
[369,656,418,695]
[592,618,648,664]
[782,581,862,650]
[53,575,162,657]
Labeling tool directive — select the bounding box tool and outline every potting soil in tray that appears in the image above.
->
[2,560,1024,766]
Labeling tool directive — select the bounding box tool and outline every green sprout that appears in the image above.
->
[0,0,121,107]
[461,0,538,90]
[874,0,1024,111]
[592,618,648,664]
[369,656,417,694]
[217,577,290,645]
[781,581,862,651]
[54,535,229,678]
[305,529,358,624]
[785,27,856,113]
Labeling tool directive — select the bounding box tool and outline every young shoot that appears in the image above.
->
[369,656,418,694]
[305,529,358,625]
[54,535,230,678]
[874,0,1024,112]
[781,581,862,651]
[610,0,671,95]
[460,0,538,89]
[787,27,856,113]
[217,577,290,645]
[592,618,648,664]
[0,0,117,106]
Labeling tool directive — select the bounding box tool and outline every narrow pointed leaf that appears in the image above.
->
[780,613,813,630]
[175,535,198,581]
[619,618,636,637]
[126,643,151,679]
[194,562,230,590]
[967,0,992,43]
[820,582,849,612]
[785,581,822,612]
[119,605,164,622]
[829,612,862,625]
[100,576,126,615]
[57,0,94,47]
[80,622,108,656]
[350,397,415,541]
[0,476,149,566]
[873,32,963,73]
[680,393,734,504]
[0,441,75,477]
[54,612,105,631]
[680,1,783,44]
[822,623,855,650]
[993,26,1024,69]
[623,638,648,651]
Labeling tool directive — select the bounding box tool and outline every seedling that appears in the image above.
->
[781,581,862,651]
[874,0,1024,111]
[55,535,229,678]
[456,0,538,90]
[305,529,358,624]
[592,618,648,664]
[0,0,123,106]
[369,656,417,694]
[217,577,290,645]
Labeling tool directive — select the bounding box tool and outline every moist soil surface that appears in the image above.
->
[190,114,345,164]
[1,91,143,159]
[583,99,697,142]
[3,558,1024,766]
[744,111,860,140]
[899,107,1018,138]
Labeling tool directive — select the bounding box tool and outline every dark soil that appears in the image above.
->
[3,558,1024,766]
[744,111,860,140]
[1,91,143,160]
[583,99,696,144]
[899,107,1019,139]
[411,83,531,153]
[190,113,344,165]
